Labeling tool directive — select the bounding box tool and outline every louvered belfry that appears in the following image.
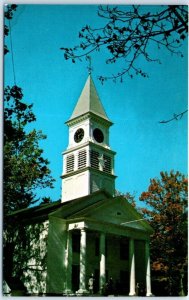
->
[61,75,116,202]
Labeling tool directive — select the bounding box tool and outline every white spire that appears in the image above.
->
[69,75,111,123]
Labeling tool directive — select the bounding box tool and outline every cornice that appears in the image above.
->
[65,112,113,127]
[61,166,117,179]
[62,141,116,155]
[88,141,116,155]
[66,217,150,240]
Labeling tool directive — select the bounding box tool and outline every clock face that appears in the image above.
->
[93,128,104,143]
[74,128,84,143]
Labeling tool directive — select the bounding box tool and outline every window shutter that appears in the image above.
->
[78,149,87,169]
[90,150,99,170]
[66,154,74,173]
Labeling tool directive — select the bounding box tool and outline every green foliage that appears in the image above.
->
[4,4,17,20]
[4,220,49,294]
[140,171,188,296]
[41,197,52,204]
[115,190,136,208]
[4,7,55,215]
[4,85,55,215]
[4,4,18,55]
[3,5,53,293]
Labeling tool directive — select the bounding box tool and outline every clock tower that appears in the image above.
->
[61,75,116,202]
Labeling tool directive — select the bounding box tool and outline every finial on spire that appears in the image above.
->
[86,55,93,75]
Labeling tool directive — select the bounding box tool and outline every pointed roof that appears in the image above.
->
[7,190,153,236]
[68,76,111,123]
[50,193,154,235]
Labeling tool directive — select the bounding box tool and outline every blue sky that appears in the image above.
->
[4,4,188,205]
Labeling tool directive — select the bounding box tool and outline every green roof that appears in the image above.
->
[69,75,111,122]
[6,190,154,234]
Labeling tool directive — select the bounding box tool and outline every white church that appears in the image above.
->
[4,76,153,296]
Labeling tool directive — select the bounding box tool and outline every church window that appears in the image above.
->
[120,239,129,260]
[103,155,112,174]
[78,149,87,169]
[72,232,80,253]
[66,154,74,173]
[90,150,99,170]
[120,270,129,294]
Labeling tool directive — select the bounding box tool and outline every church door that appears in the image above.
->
[120,270,129,295]
[94,269,99,293]
[72,265,80,292]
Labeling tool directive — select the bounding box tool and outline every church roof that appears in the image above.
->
[68,75,111,123]
[6,191,111,223]
[6,200,62,223]
[64,195,154,234]
[50,191,154,234]
[7,190,153,235]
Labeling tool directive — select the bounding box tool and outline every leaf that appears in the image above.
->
[96,36,101,43]
[134,44,140,49]
[180,34,186,40]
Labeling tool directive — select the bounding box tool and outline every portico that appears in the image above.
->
[60,210,152,296]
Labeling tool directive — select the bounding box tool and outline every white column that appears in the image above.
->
[64,230,72,294]
[145,241,152,296]
[99,232,106,294]
[77,228,88,294]
[129,238,136,296]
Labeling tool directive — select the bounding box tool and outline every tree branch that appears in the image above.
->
[159,110,188,124]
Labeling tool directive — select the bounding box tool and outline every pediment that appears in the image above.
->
[69,196,153,233]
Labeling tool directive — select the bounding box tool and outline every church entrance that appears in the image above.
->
[72,265,80,292]
[119,270,129,295]
[94,269,99,293]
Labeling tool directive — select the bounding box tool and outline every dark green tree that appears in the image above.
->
[140,171,188,296]
[115,190,136,208]
[4,6,55,215]
[4,4,17,55]
[4,86,55,215]
[3,5,55,293]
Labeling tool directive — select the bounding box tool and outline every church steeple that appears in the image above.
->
[69,76,111,123]
[61,76,116,202]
